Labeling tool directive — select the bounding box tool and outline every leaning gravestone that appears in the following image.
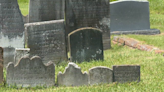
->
[65,0,110,50]
[110,1,160,34]
[29,0,65,23]
[0,47,3,83]
[0,0,24,66]
[25,20,67,64]
[89,66,113,85]
[6,56,55,87]
[68,27,104,63]
[113,65,140,83]
[57,62,88,86]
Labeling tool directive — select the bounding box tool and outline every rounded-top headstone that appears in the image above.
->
[68,27,104,63]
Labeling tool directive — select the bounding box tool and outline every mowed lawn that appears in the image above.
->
[1,0,164,92]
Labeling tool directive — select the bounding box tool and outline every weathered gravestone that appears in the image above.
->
[110,1,160,34]
[6,56,55,87]
[29,0,65,23]
[14,48,30,65]
[68,27,104,63]
[89,66,113,85]
[65,0,110,50]
[0,47,3,83]
[113,65,140,83]
[57,62,88,86]
[25,20,67,64]
[0,0,24,66]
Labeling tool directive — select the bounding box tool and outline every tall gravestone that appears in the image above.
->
[25,20,67,64]
[0,0,24,66]
[65,0,110,50]
[0,47,3,83]
[6,56,55,87]
[29,0,65,23]
[110,1,160,34]
[113,65,140,83]
[68,27,103,62]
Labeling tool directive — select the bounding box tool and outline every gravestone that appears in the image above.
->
[57,62,88,86]
[6,56,55,87]
[89,66,113,85]
[22,15,29,23]
[65,0,110,50]
[110,1,160,34]
[25,20,67,64]
[29,0,65,23]
[0,0,24,66]
[0,47,3,83]
[68,27,104,63]
[113,65,140,83]
[14,48,30,65]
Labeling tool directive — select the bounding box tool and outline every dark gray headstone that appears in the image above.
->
[110,1,150,32]
[0,47,3,83]
[68,27,103,63]
[65,0,110,50]
[113,65,140,83]
[14,48,30,65]
[29,0,65,23]
[89,66,113,85]
[57,62,88,86]
[6,56,55,87]
[25,20,67,64]
[0,0,24,66]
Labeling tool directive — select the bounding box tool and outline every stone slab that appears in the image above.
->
[29,0,65,22]
[111,29,160,35]
[6,56,55,87]
[14,48,30,65]
[57,62,88,86]
[68,27,104,63]
[25,20,67,64]
[113,65,140,83]
[89,66,113,85]
[110,1,150,32]
[0,47,3,83]
[65,0,110,50]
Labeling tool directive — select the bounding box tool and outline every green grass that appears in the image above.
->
[1,45,164,91]
[1,0,164,91]
[17,0,29,16]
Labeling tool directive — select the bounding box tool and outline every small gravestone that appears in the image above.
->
[68,27,104,62]
[65,0,110,50]
[6,56,55,87]
[14,48,30,65]
[89,66,113,85]
[22,15,29,23]
[0,0,24,66]
[25,20,67,64]
[110,0,159,34]
[0,47,3,83]
[29,0,65,22]
[57,62,88,86]
[113,65,140,83]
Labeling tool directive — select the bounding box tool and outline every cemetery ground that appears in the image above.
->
[0,0,163,91]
